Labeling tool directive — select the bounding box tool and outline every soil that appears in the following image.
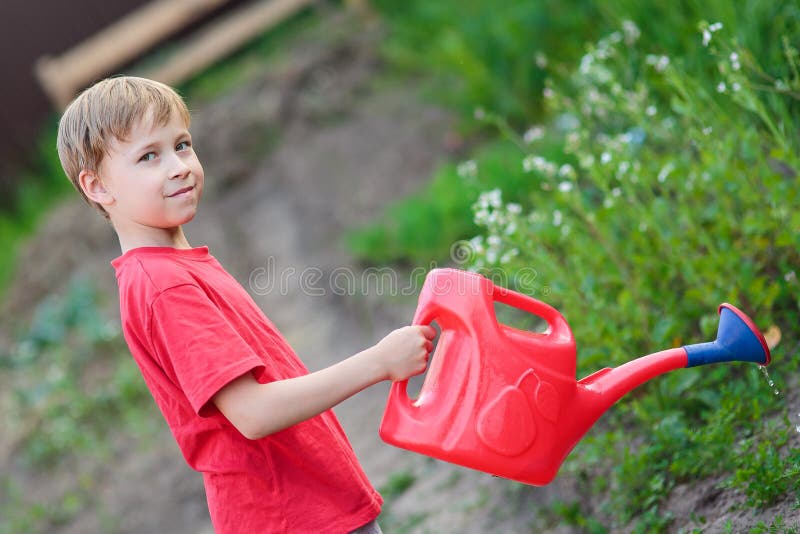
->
[2,10,798,534]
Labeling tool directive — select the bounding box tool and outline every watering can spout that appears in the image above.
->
[576,303,771,419]
[683,303,771,367]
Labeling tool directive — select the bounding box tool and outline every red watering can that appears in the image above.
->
[379,268,771,486]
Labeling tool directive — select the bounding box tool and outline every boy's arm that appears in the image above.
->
[212,325,435,440]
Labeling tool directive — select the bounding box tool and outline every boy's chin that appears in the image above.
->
[177,211,198,225]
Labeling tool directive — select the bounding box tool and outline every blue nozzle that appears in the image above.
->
[684,304,771,368]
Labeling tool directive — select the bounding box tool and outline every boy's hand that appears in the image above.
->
[373,325,437,382]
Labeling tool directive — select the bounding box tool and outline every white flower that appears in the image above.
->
[543,87,555,99]
[732,82,741,92]
[558,164,576,179]
[558,181,574,193]
[658,162,675,183]
[469,236,484,254]
[611,187,622,197]
[487,235,502,247]
[523,155,536,173]
[523,156,557,176]
[702,22,722,46]
[646,105,657,117]
[485,189,502,208]
[506,203,522,215]
[717,82,726,93]
[622,20,641,44]
[729,52,741,71]
[552,210,563,226]
[457,160,477,178]
[523,126,545,143]
[535,52,548,68]
[702,126,713,135]
[601,152,612,164]
[500,248,519,264]
[646,54,669,71]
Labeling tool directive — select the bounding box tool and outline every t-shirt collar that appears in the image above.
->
[111,245,211,269]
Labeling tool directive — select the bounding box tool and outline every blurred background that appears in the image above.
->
[1,0,799,532]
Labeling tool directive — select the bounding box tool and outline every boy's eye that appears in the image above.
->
[176,141,191,151]
[139,152,156,162]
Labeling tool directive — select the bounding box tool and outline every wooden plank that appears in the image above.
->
[143,0,315,87]
[35,0,231,109]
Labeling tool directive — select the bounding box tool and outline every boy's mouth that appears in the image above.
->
[168,185,194,197]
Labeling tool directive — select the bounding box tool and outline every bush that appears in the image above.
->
[464,22,799,528]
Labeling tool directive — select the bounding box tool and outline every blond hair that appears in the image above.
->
[56,76,191,218]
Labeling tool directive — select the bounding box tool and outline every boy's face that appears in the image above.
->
[97,109,204,238]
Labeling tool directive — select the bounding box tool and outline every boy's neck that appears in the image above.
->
[115,224,192,254]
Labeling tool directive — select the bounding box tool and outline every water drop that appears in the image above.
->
[758,366,781,396]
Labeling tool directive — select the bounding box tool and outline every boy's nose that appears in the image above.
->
[168,157,191,180]
[170,166,190,180]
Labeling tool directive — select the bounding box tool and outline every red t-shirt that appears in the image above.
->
[112,246,382,533]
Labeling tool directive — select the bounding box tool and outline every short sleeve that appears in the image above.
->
[149,283,266,416]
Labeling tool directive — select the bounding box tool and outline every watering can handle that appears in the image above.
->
[493,287,572,341]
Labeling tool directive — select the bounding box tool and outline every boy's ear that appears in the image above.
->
[78,169,114,207]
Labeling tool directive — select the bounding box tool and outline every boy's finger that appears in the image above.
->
[418,325,437,338]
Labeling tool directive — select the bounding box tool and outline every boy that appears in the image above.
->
[56,76,435,533]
